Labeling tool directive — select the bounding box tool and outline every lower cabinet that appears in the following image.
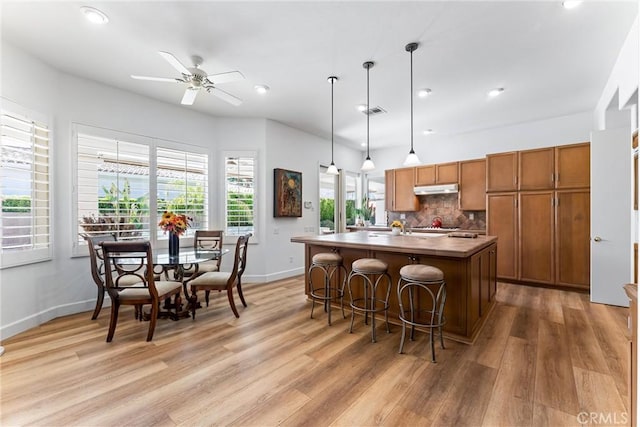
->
[487,193,518,281]
[556,190,590,288]
[519,191,555,284]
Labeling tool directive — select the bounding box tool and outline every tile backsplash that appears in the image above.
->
[388,193,486,230]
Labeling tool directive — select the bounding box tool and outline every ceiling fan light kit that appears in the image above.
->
[132,51,245,106]
[361,61,376,172]
[403,42,422,167]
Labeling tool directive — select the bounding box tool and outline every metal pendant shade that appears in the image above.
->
[361,61,375,172]
[403,42,421,167]
[327,76,339,175]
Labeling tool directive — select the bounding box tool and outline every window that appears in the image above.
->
[157,147,208,238]
[74,125,208,251]
[224,154,255,237]
[1,106,51,268]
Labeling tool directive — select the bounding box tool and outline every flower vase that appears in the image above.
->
[168,233,180,258]
[391,227,401,236]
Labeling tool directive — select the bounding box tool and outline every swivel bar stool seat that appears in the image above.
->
[308,252,347,325]
[397,264,447,362]
[347,258,392,343]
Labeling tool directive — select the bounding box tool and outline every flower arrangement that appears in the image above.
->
[158,211,191,236]
[390,220,404,229]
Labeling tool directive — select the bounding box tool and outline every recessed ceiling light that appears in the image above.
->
[254,85,269,94]
[360,142,367,147]
[488,88,504,97]
[562,1,583,9]
[417,89,432,98]
[423,129,435,135]
[356,104,367,112]
[80,6,109,25]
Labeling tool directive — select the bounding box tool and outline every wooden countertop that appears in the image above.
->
[291,231,497,258]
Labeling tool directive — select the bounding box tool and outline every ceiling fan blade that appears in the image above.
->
[158,51,191,75]
[206,71,245,85]
[210,87,242,106]
[181,88,199,105]
[131,75,182,83]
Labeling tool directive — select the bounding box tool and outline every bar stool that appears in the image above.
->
[346,258,392,342]
[397,264,447,362]
[308,252,347,325]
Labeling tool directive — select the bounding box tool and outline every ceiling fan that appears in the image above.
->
[131,51,244,106]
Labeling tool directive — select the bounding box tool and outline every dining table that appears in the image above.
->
[133,246,229,320]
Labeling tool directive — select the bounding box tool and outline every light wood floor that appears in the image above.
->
[0,277,631,426]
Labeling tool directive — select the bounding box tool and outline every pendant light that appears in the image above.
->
[326,76,339,175]
[361,61,375,172]
[403,42,421,166]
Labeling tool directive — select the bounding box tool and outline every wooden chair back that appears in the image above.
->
[82,233,117,319]
[101,240,159,299]
[194,230,224,270]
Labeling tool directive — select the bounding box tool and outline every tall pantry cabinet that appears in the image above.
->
[487,142,590,289]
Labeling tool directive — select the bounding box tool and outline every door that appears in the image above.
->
[591,128,632,306]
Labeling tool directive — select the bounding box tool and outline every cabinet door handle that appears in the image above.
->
[551,173,555,183]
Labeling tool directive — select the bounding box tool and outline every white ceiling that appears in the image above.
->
[1,1,637,151]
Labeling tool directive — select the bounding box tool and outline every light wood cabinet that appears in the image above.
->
[555,189,590,288]
[487,192,518,281]
[555,143,590,189]
[459,158,486,210]
[415,164,435,185]
[487,152,517,192]
[519,148,554,190]
[519,191,555,284]
[386,167,419,212]
[436,162,459,184]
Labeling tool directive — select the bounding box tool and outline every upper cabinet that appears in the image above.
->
[459,159,486,210]
[386,167,419,212]
[486,152,517,192]
[436,162,459,184]
[519,147,554,190]
[415,162,459,185]
[555,143,590,189]
[487,143,590,193]
[415,165,435,185]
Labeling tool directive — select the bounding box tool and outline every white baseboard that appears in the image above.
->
[1,299,97,340]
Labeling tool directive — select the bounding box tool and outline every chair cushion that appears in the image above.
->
[190,271,232,288]
[312,252,343,265]
[400,264,444,282]
[352,258,388,274]
[117,281,182,301]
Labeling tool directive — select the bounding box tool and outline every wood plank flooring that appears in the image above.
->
[0,277,630,426]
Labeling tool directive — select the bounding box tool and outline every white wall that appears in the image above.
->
[0,41,363,339]
[369,111,593,174]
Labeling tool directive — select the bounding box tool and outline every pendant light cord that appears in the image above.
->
[366,64,370,159]
[410,47,414,153]
[331,77,334,163]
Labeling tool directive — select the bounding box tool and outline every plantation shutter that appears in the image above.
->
[156,147,208,239]
[0,110,51,268]
[225,155,255,237]
[76,134,150,242]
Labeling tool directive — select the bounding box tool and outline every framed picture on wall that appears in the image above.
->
[274,168,302,217]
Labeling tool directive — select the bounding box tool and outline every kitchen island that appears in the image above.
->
[291,231,498,343]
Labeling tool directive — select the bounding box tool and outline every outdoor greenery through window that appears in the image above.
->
[1,107,51,268]
[75,127,208,246]
[225,155,255,237]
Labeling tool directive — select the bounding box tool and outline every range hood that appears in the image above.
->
[414,183,459,195]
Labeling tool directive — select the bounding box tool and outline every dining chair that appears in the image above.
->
[188,233,250,319]
[83,233,142,320]
[101,240,183,342]
[182,230,224,299]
